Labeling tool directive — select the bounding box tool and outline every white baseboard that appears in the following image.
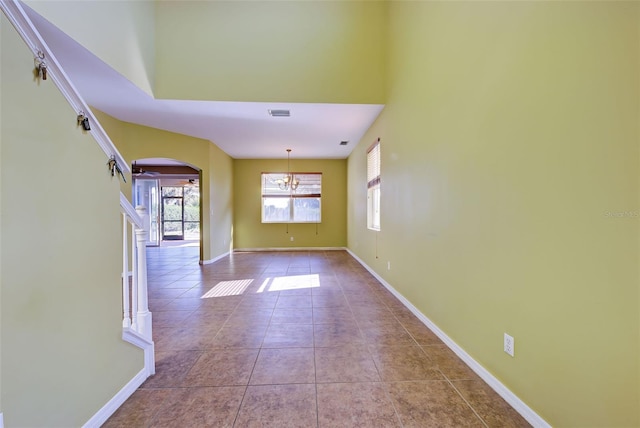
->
[82,368,148,428]
[122,328,156,377]
[345,248,551,428]
[200,251,230,265]
[233,246,347,252]
[83,331,155,427]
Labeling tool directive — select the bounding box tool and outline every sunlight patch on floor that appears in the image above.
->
[257,274,320,293]
[201,279,254,298]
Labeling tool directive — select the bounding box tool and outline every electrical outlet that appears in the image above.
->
[290,236,294,242]
[387,261,391,270]
[504,333,515,357]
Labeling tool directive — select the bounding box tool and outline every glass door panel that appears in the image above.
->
[133,179,160,246]
[162,187,184,240]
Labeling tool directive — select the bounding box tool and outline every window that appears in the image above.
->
[367,139,381,231]
[262,173,322,223]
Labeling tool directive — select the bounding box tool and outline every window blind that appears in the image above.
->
[367,139,381,189]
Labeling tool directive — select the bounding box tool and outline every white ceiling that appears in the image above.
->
[26,6,384,160]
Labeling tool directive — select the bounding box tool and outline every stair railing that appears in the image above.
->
[2,0,155,382]
[119,193,152,341]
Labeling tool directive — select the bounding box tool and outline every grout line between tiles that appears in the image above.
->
[445,376,490,428]
[112,248,526,427]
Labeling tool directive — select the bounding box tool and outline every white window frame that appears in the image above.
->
[367,139,381,231]
[261,172,322,223]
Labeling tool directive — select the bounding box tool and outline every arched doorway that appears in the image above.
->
[131,158,201,248]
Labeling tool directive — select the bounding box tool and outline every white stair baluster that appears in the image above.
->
[122,212,131,328]
[130,220,138,332]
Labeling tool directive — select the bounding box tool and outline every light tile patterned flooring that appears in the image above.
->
[104,247,530,427]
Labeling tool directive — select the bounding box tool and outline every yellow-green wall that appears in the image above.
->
[210,143,234,256]
[234,159,346,249]
[27,0,387,104]
[348,2,639,426]
[26,0,156,97]
[155,0,387,104]
[0,11,4,420]
[8,1,640,425]
[1,15,143,427]
[96,112,234,264]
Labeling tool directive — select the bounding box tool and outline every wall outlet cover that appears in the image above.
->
[504,333,515,357]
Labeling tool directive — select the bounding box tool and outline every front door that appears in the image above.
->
[161,186,184,240]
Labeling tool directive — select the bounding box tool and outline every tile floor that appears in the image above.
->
[104,247,530,428]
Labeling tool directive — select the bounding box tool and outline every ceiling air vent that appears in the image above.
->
[268,109,290,117]
[340,141,349,146]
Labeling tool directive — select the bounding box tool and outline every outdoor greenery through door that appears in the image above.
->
[161,185,200,240]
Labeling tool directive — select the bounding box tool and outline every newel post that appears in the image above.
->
[134,205,152,340]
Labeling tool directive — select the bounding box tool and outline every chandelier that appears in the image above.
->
[277,149,299,191]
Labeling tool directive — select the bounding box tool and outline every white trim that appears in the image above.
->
[82,368,148,428]
[199,251,230,265]
[120,193,144,229]
[83,330,155,427]
[122,328,155,376]
[0,412,4,428]
[233,247,347,252]
[345,248,551,428]
[0,0,129,173]
[200,248,347,263]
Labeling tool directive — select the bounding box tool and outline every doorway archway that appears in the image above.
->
[131,158,201,248]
